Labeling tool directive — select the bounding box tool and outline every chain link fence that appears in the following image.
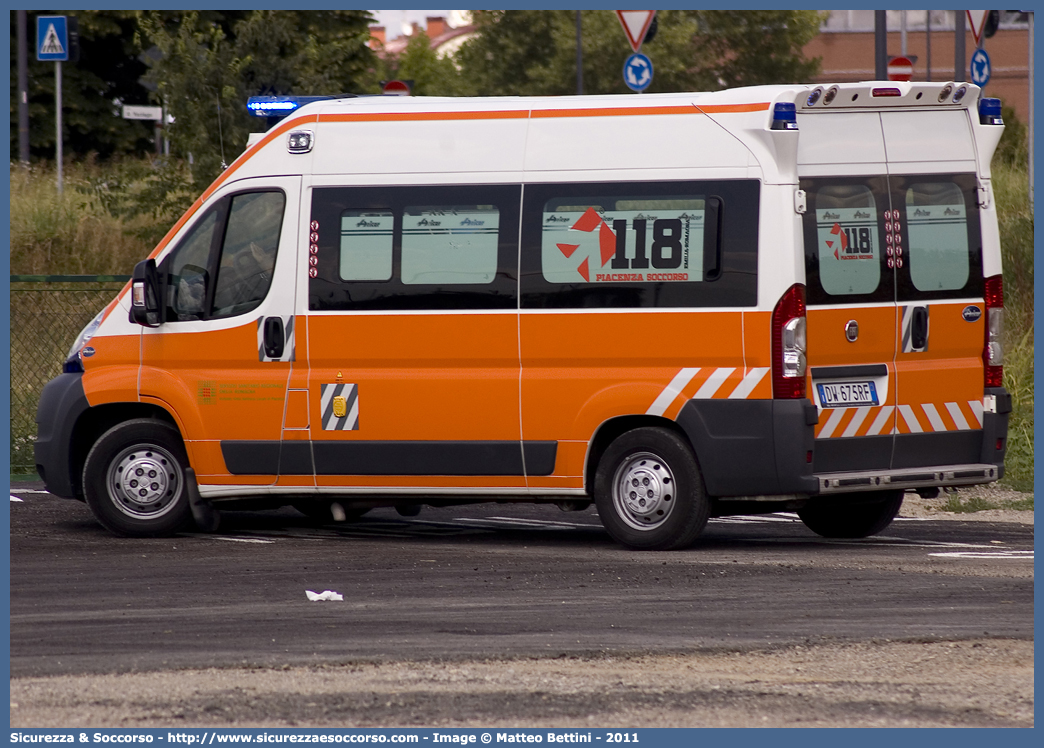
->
[10,275,130,475]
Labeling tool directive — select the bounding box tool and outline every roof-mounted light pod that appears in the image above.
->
[287,130,314,154]
[806,88,822,107]
[823,86,838,105]
[979,98,1003,125]
[247,96,301,118]
[938,84,953,103]
[771,102,798,130]
[952,85,968,104]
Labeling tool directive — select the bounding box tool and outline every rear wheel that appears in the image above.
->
[797,490,904,538]
[594,427,710,550]
[82,419,193,537]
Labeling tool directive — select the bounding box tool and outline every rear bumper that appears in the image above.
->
[813,386,1010,493]
[817,463,1000,494]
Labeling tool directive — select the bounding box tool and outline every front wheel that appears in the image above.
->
[594,427,710,550]
[797,490,904,538]
[82,419,193,537]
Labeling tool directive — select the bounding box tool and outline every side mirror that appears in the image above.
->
[129,258,163,327]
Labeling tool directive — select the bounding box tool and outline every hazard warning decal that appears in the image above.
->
[256,315,295,362]
[320,383,359,431]
[541,196,705,284]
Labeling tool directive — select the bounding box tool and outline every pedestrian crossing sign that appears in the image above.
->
[37,15,68,61]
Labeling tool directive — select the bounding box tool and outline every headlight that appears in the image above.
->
[66,309,105,361]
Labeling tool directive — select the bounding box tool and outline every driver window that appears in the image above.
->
[167,209,219,321]
[211,191,286,319]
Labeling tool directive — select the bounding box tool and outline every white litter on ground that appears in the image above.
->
[305,589,344,602]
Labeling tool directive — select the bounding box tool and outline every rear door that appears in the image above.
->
[887,175,985,466]
[881,108,986,469]
[800,174,898,473]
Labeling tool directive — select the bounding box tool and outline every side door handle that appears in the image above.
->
[904,305,929,352]
[263,316,285,359]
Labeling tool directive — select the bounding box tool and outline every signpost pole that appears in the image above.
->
[17,10,29,164]
[1030,11,1034,210]
[576,11,582,96]
[955,10,965,82]
[55,60,62,194]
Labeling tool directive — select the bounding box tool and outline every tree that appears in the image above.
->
[136,10,374,187]
[455,10,822,97]
[380,31,465,96]
[10,10,158,159]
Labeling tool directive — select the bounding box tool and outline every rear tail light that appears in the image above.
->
[983,274,1004,387]
[772,284,807,399]
[872,87,902,97]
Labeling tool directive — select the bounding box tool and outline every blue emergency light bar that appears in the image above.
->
[771,102,798,130]
[247,94,356,118]
[978,97,1003,125]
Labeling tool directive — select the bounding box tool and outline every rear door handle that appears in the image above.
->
[263,316,285,359]
[905,305,929,352]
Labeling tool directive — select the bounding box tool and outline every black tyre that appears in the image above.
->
[797,490,904,538]
[594,427,710,550]
[292,501,370,522]
[82,419,193,537]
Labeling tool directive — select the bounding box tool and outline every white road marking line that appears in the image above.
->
[692,367,736,399]
[10,489,49,494]
[646,367,700,416]
[183,535,276,544]
[10,496,24,502]
[929,550,1033,560]
[945,402,971,430]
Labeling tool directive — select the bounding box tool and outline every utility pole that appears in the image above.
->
[576,11,583,95]
[955,10,966,82]
[926,11,932,81]
[17,10,29,163]
[874,10,887,79]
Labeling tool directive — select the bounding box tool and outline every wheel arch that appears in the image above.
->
[584,414,698,495]
[70,403,181,499]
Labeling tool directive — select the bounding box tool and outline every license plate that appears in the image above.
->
[817,381,879,407]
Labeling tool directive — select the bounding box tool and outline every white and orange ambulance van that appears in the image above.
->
[35,82,1011,550]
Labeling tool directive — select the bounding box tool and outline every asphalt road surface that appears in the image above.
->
[9,482,1033,680]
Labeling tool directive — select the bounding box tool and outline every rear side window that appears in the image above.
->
[904,182,970,292]
[521,180,758,309]
[893,174,981,302]
[811,185,882,296]
[801,176,893,306]
[311,185,519,311]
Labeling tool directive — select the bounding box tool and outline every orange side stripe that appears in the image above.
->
[319,110,529,123]
[532,102,769,118]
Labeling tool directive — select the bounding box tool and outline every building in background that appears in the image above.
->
[807,10,1030,121]
[367,10,1031,123]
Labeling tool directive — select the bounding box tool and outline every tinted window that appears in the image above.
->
[801,176,893,306]
[812,185,882,296]
[905,182,970,292]
[310,185,520,311]
[166,209,219,321]
[893,174,982,302]
[211,191,285,319]
[402,205,500,284]
[522,180,758,309]
[340,211,393,281]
